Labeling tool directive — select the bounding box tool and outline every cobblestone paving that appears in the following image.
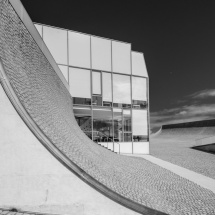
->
[151,128,215,180]
[1,1,215,214]
[0,208,52,215]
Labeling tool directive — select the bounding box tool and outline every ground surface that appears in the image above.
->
[151,127,215,179]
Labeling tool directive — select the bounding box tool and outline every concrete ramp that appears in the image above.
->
[1,1,215,215]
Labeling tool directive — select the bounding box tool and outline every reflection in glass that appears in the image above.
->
[132,52,148,77]
[124,133,132,142]
[102,72,112,107]
[132,77,147,109]
[113,108,123,142]
[91,36,111,71]
[133,135,148,142]
[73,106,92,139]
[92,96,102,106]
[43,26,67,64]
[123,110,131,132]
[69,68,91,105]
[92,72,101,95]
[113,74,131,108]
[93,108,113,142]
[112,41,131,74]
[58,65,68,82]
[123,109,132,142]
[133,110,148,141]
[68,31,91,68]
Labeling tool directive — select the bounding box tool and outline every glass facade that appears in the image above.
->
[132,77,147,109]
[112,41,131,74]
[113,74,131,108]
[68,31,91,68]
[35,23,149,154]
[69,68,91,105]
[73,106,92,139]
[102,72,112,107]
[93,108,113,142]
[43,26,67,65]
[91,36,112,71]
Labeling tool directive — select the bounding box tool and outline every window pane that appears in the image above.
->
[69,68,91,105]
[73,106,92,139]
[113,108,123,142]
[102,72,112,106]
[34,24,42,37]
[58,65,68,82]
[123,109,131,132]
[133,110,148,137]
[132,52,148,77]
[68,31,91,68]
[92,96,102,106]
[43,26,67,65]
[124,133,132,142]
[93,108,113,142]
[91,36,111,71]
[113,74,131,108]
[92,72,101,95]
[112,41,131,74]
[132,77,147,109]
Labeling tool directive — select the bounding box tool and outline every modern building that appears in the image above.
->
[34,23,149,154]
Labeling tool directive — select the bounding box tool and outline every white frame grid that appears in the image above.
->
[34,22,149,154]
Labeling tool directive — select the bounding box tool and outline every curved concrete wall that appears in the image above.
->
[3,1,215,215]
[0,84,138,215]
[0,0,165,214]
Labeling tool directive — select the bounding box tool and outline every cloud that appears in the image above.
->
[150,103,215,133]
[150,88,215,133]
[189,89,215,99]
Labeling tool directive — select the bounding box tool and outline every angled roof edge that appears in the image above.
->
[8,0,69,91]
[34,22,132,46]
[131,51,149,78]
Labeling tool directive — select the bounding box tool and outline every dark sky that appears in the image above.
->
[21,0,215,132]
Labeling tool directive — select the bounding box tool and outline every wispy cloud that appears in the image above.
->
[151,104,215,133]
[151,89,215,133]
[189,89,215,99]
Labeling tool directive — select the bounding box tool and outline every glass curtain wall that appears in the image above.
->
[69,68,91,105]
[132,77,147,109]
[113,108,123,142]
[92,71,102,106]
[70,70,148,144]
[113,74,131,108]
[102,72,112,107]
[36,24,149,148]
[73,106,92,139]
[93,108,113,142]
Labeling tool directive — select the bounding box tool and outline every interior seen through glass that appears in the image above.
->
[70,69,148,143]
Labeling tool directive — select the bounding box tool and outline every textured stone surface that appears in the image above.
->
[151,127,215,179]
[1,0,215,214]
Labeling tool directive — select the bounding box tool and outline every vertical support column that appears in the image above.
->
[147,76,150,154]
[90,36,93,141]
[67,30,69,85]
[111,41,114,152]
[130,49,133,154]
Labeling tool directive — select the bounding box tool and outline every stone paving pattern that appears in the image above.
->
[151,127,215,180]
[1,1,215,214]
[0,208,54,215]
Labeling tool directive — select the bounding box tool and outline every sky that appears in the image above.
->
[21,0,215,133]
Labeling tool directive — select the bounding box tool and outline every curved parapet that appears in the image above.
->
[1,1,215,215]
[152,120,215,141]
